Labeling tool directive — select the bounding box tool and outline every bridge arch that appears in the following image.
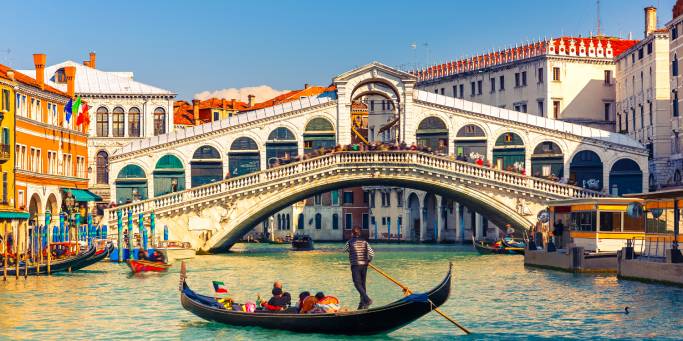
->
[190,145,223,187]
[530,141,564,179]
[492,131,526,171]
[303,117,336,154]
[569,149,604,190]
[407,192,421,241]
[416,115,450,154]
[228,136,261,177]
[608,158,643,195]
[153,154,186,196]
[115,164,148,204]
[350,78,402,103]
[454,123,488,160]
[266,127,298,167]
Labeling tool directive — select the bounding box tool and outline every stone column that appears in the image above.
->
[436,196,443,242]
[420,202,427,242]
[475,212,483,240]
[455,202,462,242]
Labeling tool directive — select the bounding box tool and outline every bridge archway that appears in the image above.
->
[266,127,298,167]
[28,193,42,226]
[115,164,148,204]
[531,141,564,179]
[407,193,421,241]
[303,117,336,154]
[191,145,223,187]
[423,193,437,241]
[228,137,260,177]
[154,154,185,196]
[45,193,58,224]
[493,132,525,171]
[416,117,448,154]
[570,150,603,190]
[609,158,643,195]
[454,124,487,160]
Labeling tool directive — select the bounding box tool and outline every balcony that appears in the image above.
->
[0,144,9,163]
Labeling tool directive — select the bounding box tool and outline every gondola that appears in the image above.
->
[127,259,171,273]
[179,262,452,335]
[0,245,96,276]
[501,237,526,251]
[472,236,524,255]
[70,242,114,272]
[291,235,314,251]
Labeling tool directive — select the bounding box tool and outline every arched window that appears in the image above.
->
[298,213,305,230]
[304,118,336,154]
[315,213,322,230]
[673,54,679,77]
[332,213,339,230]
[191,145,223,187]
[493,132,525,171]
[128,107,141,137]
[229,137,260,177]
[454,124,486,159]
[115,164,147,204]
[154,154,185,196]
[609,159,643,195]
[570,150,603,190]
[154,107,166,136]
[266,127,297,168]
[531,141,564,179]
[96,151,109,184]
[112,107,125,137]
[96,107,109,137]
[416,116,448,153]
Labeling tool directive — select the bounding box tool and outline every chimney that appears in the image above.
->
[89,52,96,69]
[645,7,657,37]
[6,70,14,81]
[192,99,200,125]
[304,83,310,89]
[32,53,46,90]
[231,98,236,109]
[248,94,255,107]
[64,66,76,98]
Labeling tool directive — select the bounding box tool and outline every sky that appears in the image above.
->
[2,0,677,101]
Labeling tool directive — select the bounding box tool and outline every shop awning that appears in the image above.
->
[0,211,30,219]
[63,189,102,202]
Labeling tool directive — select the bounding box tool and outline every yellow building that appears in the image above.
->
[0,65,30,267]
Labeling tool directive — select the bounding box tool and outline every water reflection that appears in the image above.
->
[1,243,682,340]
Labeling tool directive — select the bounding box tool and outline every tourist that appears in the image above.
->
[308,292,340,313]
[261,287,289,311]
[505,224,515,238]
[553,219,565,248]
[273,280,292,306]
[298,291,317,314]
[344,226,374,309]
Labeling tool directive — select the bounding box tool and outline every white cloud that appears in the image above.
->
[194,85,289,103]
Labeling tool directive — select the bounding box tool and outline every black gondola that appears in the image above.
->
[179,262,452,335]
[0,245,96,276]
[472,236,524,255]
[70,242,114,272]
[291,235,314,251]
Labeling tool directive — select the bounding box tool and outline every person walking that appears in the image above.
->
[344,226,374,310]
[553,219,565,248]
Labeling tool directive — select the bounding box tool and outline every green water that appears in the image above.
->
[1,243,682,340]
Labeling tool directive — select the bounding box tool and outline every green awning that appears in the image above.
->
[0,211,30,219]
[63,189,102,202]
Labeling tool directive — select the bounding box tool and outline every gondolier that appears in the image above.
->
[344,226,374,309]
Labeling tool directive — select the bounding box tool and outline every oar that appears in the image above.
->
[368,263,471,335]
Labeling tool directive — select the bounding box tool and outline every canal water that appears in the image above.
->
[1,243,682,340]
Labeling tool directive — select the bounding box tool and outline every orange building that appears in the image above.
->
[11,54,92,227]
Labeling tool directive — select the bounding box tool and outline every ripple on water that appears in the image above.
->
[0,243,682,340]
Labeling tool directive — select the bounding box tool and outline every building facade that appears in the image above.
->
[415,36,638,131]
[668,1,683,185]
[20,53,176,205]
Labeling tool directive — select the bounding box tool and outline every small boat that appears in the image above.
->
[472,236,524,255]
[156,241,196,263]
[291,235,314,251]
[0,244,96,276]
[501,237,526,250]
[179,262,452,335]
[127,259,171,274]
[70,241,114,272]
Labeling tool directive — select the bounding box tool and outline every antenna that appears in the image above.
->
[596,0,601,36]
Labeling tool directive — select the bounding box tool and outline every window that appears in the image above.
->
[537,68,544,83]
[30,147,41,173]
[647,42,652,54]
[515,73,520,87]
[552,67,561,81]
[213,111,220,121]
[521,71,527,86]
[458,84,464,98]
[477,80,482,95]
[396,190,403,207]
[617,113,622,132]
[315,213,322,230]
[112,107,124,137]
[604,103,611,121]
[673,26,679,40]
[331,190,339,205]
[604,70,612,85]
[632,108,636,131]
[499,75,505,90]
[362,213,369,230]
[314,194,322,206]
[452,85,457,97]
[440,88,445,95]
[489,78,495,92]
[47,151,57,174]
[674,55,679,76]
[77,156,86,178]
[674,92,679,117]
[640,106,645,130]
[624,111,629,132]
[154,107,166,135]
[470,82,475,96]
[17,190,24,208]
[96,107,109,137]
[514,103,527,113]
[62,153,72,176]
[30,98,42,121]
[96,151,109,184]
[343,191,354,204]
[382,192,391,207]
[298,213,304,229]
[638,48,643,60]
[553,100,561,118]
[332,213,339,230]
[344,213,353,229]
[15,145,26,170]
[1,172,6,204]
[381,217,386,225]
[1,89,9,111]
[649,102,653,126]
[434,89,438,94]
[128,107,141,137]
[537,101,544,117]
[631,53,635,64]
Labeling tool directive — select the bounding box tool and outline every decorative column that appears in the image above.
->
[455,203,462,242]
[475,212,483,240]
[421,206,428,242]
[436,196,443,242]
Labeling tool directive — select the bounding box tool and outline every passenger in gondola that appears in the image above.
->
[261,287,289,311]
[148,250,164,263]
[138,249,149,261]
[297,291,317,313]
[273,281,291,307]
[308,292,340,313]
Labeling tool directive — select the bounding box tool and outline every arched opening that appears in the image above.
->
[304,118,336,154]
[315,213,322,229]
[115,164,148,204]
[493,132,525,172]
[423,193,437,242]
[96,150,109,184]
[112,107,125,137]
[228,137,260,177]
[351,80,400,144]
[570,150,603,190]
[609,159,643,195]
[154,107,167,136]
[454,124,487,161]
[531,141,564,180]
[154,154,185,196]
[45,193,58,225]
[266,127,297,168]
[28,193,41,226]
[128,107,141,137]
[191,146,223,187]
[416,117,448,154]
[407,193,421,241]
[96,107,108,137]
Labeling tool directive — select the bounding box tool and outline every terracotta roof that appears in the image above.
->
[198,98,249,110]
[0,63,69,98]
[246,85,336,111]
[173,101,194,126]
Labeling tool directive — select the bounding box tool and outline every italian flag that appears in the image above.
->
[76,99,89,126]
[212,281,228,294]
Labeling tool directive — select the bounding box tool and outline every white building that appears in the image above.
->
[21,53,176,205]
[616,7,671,190]
[415,36,639,131]
[668,1,683,184]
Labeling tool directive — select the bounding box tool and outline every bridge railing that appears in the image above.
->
[103,150,605,225]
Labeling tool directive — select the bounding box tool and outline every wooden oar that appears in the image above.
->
[368,263,471,334]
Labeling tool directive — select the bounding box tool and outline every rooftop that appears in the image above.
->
[0,63,68,98]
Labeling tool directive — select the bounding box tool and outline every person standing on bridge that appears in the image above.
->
[344,226,374,310]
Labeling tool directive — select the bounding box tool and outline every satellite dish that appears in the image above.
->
[651,208,663,219]
[537,210,549,223]
[627,203,643,217]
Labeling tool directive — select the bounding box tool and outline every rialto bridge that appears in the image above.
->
[103,62,648,251]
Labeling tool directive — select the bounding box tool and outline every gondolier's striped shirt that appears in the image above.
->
[344,237,374,266]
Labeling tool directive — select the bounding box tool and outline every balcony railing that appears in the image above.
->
[0,144,10,163]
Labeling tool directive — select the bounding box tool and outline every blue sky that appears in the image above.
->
[2,0,676,100]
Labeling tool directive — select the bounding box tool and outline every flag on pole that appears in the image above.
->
[65,98,73,123]
[76,100,89,126]
[72,96,82,122]
[212,281,228,294]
